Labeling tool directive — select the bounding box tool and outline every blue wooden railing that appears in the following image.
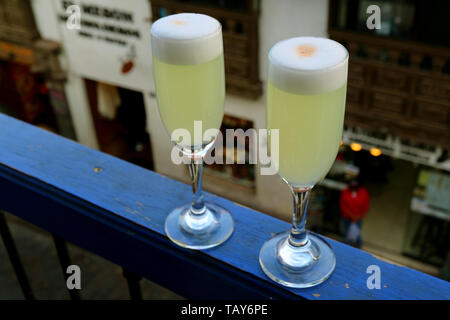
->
[0,113,449,300]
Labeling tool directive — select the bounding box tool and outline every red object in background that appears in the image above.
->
[340,186,370,222]
[39,83,48,95]
[121,60,134,74]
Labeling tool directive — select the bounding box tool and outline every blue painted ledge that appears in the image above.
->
[0,114,449,300]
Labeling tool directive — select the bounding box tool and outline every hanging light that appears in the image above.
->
[350,142,362,152]
[370,147,382,157]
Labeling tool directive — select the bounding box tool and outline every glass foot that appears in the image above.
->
[259,231,336,288]
[165,202,234,250]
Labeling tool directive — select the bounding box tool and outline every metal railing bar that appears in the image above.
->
[122,268,143,300]
[52,234,81,300]
[0,211,34,300]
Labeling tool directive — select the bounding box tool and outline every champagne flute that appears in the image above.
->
[151,13,233,249]
[260,37,348,287]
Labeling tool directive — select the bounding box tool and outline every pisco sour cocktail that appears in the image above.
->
[260,37,348,288]
[151,13,233,249]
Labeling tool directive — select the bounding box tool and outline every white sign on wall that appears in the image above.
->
[55,0,153,92]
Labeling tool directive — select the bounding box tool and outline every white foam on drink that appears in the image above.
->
[268,37,348,94]
[151,13,223,65]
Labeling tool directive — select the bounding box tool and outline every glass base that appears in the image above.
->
[164,202,234,250]
[259,231,336,288]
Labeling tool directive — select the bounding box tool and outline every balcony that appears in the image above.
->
[329,29,450,150]
[0,113,449,300]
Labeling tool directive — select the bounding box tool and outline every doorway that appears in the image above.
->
[84,79,153,170]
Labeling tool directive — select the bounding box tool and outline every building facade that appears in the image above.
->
[28,0,449,274]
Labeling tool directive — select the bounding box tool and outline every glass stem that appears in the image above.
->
[188,158,206,215]
[288,186,312,247]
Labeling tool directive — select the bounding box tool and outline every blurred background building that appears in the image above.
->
[0,0,449,298]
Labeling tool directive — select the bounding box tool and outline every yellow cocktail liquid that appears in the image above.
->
[266,82,347,187]
[153,53,225,149]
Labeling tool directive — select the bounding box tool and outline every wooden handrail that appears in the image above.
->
[329,29,450,149]
[0,114,449,299]
[150,0,262,99]
[330,30,450,59]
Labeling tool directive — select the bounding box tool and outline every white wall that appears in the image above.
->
[31,0,61,41]
[31,0,99,149]
[259,0,329,82]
